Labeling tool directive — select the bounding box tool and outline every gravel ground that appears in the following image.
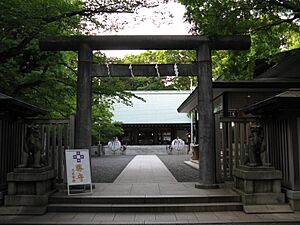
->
[91,155,134,183]
[91,154,198,183]
[158,154,199,182]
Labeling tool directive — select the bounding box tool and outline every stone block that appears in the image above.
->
[233,166,288,212]
[7,167,55,182]
[5,193,51,206]
[244,204,293,214]
[233,166,282,180]
[0,206,47,215]
[241,192,285,205]
[3,167,56,214]
[285,189,300,211]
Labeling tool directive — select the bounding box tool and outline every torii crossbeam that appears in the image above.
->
[40,35,251,188]
[91,64,196,77]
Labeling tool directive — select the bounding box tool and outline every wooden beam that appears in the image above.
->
[91,64,196,77]
[40,35,251,51]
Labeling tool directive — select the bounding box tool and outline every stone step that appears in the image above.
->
[48,202,243,212]
[49,195,241,204]
[244,204,293,214]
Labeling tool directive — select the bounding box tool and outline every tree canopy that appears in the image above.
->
[179,0,300,80]
[0,0,170,142]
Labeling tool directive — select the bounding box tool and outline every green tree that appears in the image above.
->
[179,0,300,80]
[92,101,123,144]
[0,0,170,142]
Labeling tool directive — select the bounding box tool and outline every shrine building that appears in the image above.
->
[112,90,192,145]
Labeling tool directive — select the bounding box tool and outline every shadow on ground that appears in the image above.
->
[158,154,199,182]
[91,155,134,183]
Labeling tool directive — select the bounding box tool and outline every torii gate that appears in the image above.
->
[40,35,250,187]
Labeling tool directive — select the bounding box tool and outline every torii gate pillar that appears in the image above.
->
[75,44,92,149]
[195,43,217,188]
[39,35,250,187]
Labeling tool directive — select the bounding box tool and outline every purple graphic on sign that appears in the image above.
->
[73,151,84,163]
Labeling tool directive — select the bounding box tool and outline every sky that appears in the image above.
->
[101,1,192,58]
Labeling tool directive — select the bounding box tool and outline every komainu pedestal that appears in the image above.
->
[233,166,292,213]
[2,167,56,214]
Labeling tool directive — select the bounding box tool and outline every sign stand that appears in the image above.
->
[65,149,93,195]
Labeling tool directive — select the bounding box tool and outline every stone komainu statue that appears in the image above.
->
[245,123,267,167]
[19,125,43,168]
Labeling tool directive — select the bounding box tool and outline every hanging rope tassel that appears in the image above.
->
[174,63,179,77]
[129,64,134,77]
[106,63,111,77]
[155,64,160,77]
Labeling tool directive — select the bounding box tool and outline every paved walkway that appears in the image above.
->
[1,155,300,224]
[114,155,177,183]
[1,210,300,224]
[90,155,237,196]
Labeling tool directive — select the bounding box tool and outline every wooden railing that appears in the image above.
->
[0,118,25,190]
[29,116,75,183]
[215,116,258,183]
[1,115,75,191]
[265,117,292,189]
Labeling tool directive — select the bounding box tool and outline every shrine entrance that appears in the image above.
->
[40,35,250,187]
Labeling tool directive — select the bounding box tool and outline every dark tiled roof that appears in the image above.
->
[0,93,47,117]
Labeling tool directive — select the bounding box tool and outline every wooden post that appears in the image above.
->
[195,43,217,188]
[75,44,92,150]
[195,110,199,144]
[69,115,75,149]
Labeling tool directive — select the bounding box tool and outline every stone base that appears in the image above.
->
[284,189,300,211]
[0,206,47,215]
[0,191,5,206]
[244,204,293,214]
[3,167,56,214]
[195,183,219,189]
[234,189,285,205]
[191,144,199,160]
[233,165,289,212]
[5,191,55,206]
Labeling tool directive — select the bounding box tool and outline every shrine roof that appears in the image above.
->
[112,90,191,124]
[0,93,47,117]
[243,89,300,115]
[177,81,300,113]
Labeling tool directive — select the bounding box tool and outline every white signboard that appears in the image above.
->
[65,149,92,195]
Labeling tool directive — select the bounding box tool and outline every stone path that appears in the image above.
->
[1,211,300,224]
[90,155,237,196]
[114,155,177,184]
[1,155,300,224]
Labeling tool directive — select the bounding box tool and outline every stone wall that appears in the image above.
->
[91,145,189,156]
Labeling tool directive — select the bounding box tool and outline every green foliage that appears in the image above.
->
[92,102,123,144]
[116,50,196,90]
[0,0,172,142]
[0,0,82,117]
[179,0,300,80]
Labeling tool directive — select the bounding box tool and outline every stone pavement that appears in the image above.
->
[114,155,177,184]
[1,210,300,224]
[84,155,238,196]
[1,155,300,224]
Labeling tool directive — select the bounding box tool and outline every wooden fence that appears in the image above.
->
[215,115,297,189]
[29,116,75,183]
[265,117,293,189]
[0,116,75,191]
[215,116,258,183]
[0,118,26,190]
